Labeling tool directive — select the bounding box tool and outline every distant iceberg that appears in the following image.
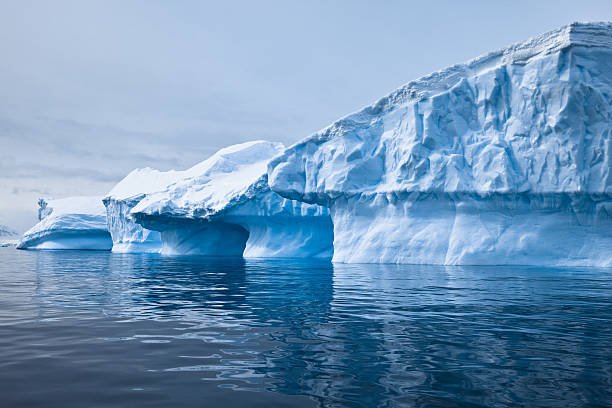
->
[130,141,333,259]
[269,22,612,266]
[0,224,18,247]
[17,197,112,250]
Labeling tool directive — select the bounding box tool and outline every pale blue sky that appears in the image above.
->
[1,0,611,231]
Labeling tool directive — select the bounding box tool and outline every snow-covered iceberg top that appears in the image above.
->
[269,22,612,266]
[269,22,612,199]
[17,196,112,250]
[104,168,186,203]
[132,141,286,219]
[130,141,333,259]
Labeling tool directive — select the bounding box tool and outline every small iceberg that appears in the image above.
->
[17,197,112,250]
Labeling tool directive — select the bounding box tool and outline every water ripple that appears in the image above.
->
[0,248,611,407]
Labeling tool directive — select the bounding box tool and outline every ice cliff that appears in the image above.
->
[268,22,612,266]
[102,168,184,252]
[130,141,333,258]
[17,197,112,250]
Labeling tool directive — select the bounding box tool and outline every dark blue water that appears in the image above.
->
[0,247,611,407]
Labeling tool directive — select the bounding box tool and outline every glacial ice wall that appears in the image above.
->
[103,196,162,253]
[131,141,333,259]
[269,22,612,266]
[17,196,112,250]
[102,167,185,253]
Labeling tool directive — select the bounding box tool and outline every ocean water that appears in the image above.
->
[0,247,611,408]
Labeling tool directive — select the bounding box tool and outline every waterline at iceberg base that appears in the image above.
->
[269,22,612,266]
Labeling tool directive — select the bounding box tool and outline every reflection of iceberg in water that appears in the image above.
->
[329,263,604,407]
[22,252,611,406]
[108,257,338,393]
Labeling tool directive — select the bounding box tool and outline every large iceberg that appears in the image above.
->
[269,22,612,266]
[17,197,112,250]
[130,141,333,258]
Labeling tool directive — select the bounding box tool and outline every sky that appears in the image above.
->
[1,0,612,232]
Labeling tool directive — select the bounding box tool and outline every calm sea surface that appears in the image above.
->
[0,247,611,407]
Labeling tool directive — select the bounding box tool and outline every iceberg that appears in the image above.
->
[17,196,112,250]
[130,141,333,258]
[103,168,183,253]
[268,22,612,266]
